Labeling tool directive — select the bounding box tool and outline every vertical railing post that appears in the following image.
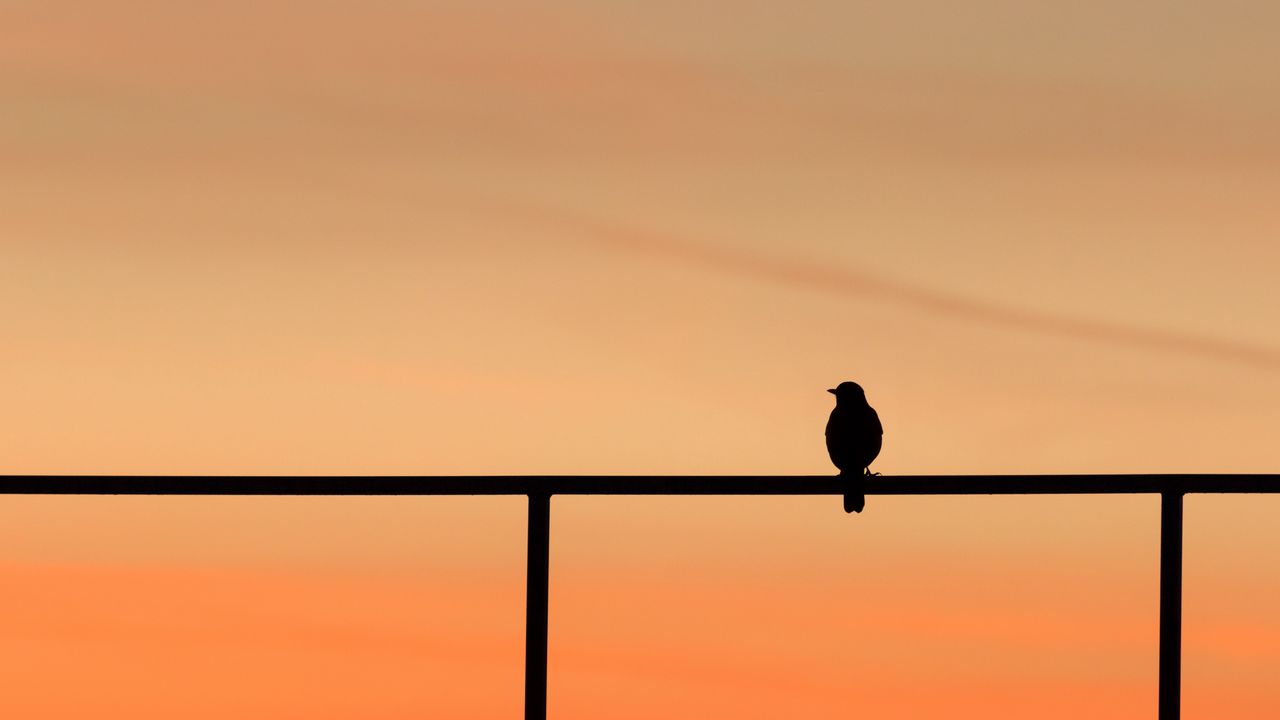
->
[1159,490,1183,720]
[525,492,551,720]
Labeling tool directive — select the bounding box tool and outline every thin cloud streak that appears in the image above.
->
[492,200,1280,371]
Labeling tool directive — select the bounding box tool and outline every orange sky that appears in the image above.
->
[2,0,1279,716]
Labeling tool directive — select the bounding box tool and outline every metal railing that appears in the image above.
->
[5,473,1280,719]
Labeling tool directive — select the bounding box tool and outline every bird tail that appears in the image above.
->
[843,492,865,514]
[842,471,866,513]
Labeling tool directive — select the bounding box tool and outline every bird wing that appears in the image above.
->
[870,407,883,435]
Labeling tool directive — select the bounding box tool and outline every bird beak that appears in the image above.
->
[826,388,837,394]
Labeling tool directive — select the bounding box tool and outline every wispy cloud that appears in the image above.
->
[491,200,1280,371]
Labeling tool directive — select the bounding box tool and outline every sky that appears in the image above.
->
[2,0,1279,716]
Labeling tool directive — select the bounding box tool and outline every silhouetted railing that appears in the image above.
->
[4,473,1280,720]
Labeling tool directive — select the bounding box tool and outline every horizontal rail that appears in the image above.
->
[4,471,1277,720]
[1,474,1279,495]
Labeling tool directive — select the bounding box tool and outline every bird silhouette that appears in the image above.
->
[825,381,882,513]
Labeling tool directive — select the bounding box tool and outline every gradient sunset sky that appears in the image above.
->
[3,0,1279,717]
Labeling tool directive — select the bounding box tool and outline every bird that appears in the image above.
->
[825,381,882,513]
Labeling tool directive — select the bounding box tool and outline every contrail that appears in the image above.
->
[485,199,1280,371]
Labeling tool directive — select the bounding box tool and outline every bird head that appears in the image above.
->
[827,381,866,404]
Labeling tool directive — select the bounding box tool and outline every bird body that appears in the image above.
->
[825,381,882,513]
